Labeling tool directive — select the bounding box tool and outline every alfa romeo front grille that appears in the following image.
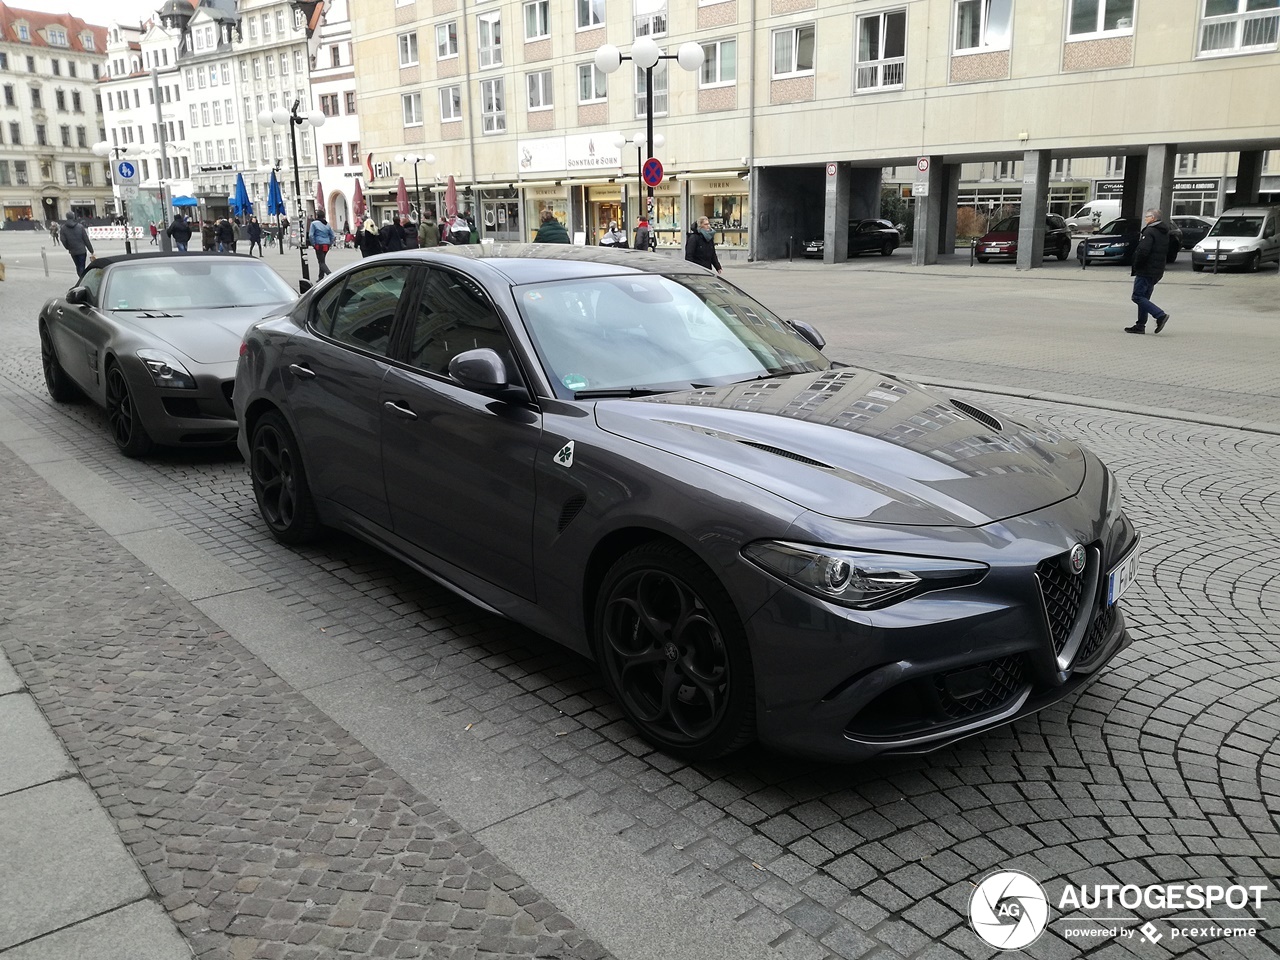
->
[935,656,1026,720]
[1036,552,1091,656]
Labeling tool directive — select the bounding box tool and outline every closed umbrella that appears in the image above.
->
[266,171,286,216]
[231,172,253,216]
[396,176,410,218]
[444,175,458,220]
[315,181,325,220]
[352,180,365,221]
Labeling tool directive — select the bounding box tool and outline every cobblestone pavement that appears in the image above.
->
[1,261,1278,960]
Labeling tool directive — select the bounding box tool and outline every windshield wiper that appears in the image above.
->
[574,386,671,399]
[114,309,179,317]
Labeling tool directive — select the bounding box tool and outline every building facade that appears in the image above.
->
[306,0,361,233]
[348,0,1280,262]
[0,3,108,225]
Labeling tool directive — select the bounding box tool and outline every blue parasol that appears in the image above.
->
[171,195,198,207]
[231,172,253,216]
[267,170,286,216]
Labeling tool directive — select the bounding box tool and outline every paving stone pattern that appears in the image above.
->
[0,441,609,960]
[3,292,1279,959]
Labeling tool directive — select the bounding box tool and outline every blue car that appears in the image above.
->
[1077,217,1182,265]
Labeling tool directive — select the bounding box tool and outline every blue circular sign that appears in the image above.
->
[117,161,136,179]
[642,157,664,187]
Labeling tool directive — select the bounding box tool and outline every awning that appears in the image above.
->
[681,170,748,179]
[560,177,615,186]
[511,179,561,189]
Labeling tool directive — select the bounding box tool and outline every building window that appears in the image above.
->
[399,31,419,66]
[186,68,194,90]
[18,24,30,41]
[83,34,94,51]
[331,46,341,68]
[481,77,505,133]
[280,54,289,76]
[248,139,256,163]
[221,62,230,84]
[30,87,42,109]
[955,0,1012,52]
[635,58,667,117]
[51,59,61,76]
[478,12,503,68]
[437,21,458,59]
[320,94,339,116]
[15,161,28,184]
[527,69,553,110]
[55,90,66,111]
[36,124,47,146]
[1051,158,1072,178]
[253,58,262,79]
[200,104,210,125]
[48,28,67,46]
[995,160,1018,179]
[345,91,356,113]
[1198,0,1279,55]
[68,61,76,77]
[325,144,342,166]
[634,0,667,38]
[524,0,550,40]
[1105,155,1126,176]
[0,53,6,69]
[76,126,87,148]
[60,125,71,146]
[578,62,607,102]
[229,140,238,162]
[577,0,604,29]
[1177,152,1199,174]
[0,162,8,186]
[700,39,736,86]
[772,24,815,78]
[2,86,14,107]
[7,121,20,143]
[248,17,258,40]
[295,51,304,73]
[213,101,223,123]
[72,91,82,112]
[402,92,423,126]
[26,56,35,72]
[267,57,276,78]
[349,142,360,164]
[65,162,77,185]
[1068,0,1135,37]
[856,10,907,91]
[440,85,462,121]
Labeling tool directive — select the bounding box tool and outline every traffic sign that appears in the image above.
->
[114,160,138,187]
[826,162,837,177]
[916,156,930,174]
[119,185,139,199]
[642,157,664,187]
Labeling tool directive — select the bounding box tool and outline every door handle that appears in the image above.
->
[288,363,316,379]
[383,401,417,420]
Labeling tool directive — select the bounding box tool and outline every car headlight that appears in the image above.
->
[743,541,988,609]
[137,349,197,389]
[1105,468,1123,522]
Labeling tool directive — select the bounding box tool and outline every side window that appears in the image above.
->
[407,268,514,377]
[79,265,105,303]
[316,265,411,355]
[310,280,345,336]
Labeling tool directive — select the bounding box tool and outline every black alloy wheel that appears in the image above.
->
[880,239,895,256]
[105,363,154,457]
[1248,252,1261,273]
[250,410,321,544]
[595,542,755,760]
[1057,238,1071,261]
[39,323,81,402]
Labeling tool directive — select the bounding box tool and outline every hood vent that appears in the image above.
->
[739,441,832,469]
[950,399,1003,432]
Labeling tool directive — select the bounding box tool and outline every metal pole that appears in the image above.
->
[645,66,655,215]
[151,67,172,253]
[414,162,422,222]
[289,101,309,286]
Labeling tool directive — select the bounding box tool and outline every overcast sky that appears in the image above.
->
[20,0,160,28]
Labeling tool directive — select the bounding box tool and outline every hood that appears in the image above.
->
[594,370,1086,527]
[1147,220,1171,237]
[979,230,1017,242]
[116,306,286,364]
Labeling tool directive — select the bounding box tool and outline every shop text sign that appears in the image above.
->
[517,134,621,173]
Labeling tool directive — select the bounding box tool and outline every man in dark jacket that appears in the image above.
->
[1125,209,1172,335]
[58,214,95,277]
[215,218,234,253]
[380,214,405,252]
[167,215,192,252]
[246,217,263,257]
[684,217,723,275]
[533,209,569,243]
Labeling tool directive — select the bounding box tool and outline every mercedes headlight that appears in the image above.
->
[743,541,988,609]
[137,349,197,389]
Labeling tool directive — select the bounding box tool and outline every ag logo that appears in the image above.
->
[969,870,1049,950]
[554,441,575,468]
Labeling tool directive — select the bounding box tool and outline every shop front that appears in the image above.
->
[478,186,521,242]
[523,185,567,243]
[688,176,751,251]
[3,204,35,223]
[585,183,623,245]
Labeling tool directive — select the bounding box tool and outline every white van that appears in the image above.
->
[1065,199,1121,233]
[1191,206,1280,272]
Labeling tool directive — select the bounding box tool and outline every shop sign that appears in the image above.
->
[517,136,567,173]
[198,163,235,172]
[517,134,621,173]
[1095,180,1124,193]
[1176,179,1219,191]
[372,160,394,179]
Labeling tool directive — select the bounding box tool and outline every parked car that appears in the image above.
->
[1191,206,1280,272]
[1170,215,1216,249]
[38,253,297,456]
[1064,199,1121,234]
[974,214,1072,263]
[803,219,901,258]
[234,245,1139,762]
[1076,217,1183,266]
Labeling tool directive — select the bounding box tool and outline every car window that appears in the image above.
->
[320,264,411,356]
[1047,216,1065,229]
[1098,219,1130,236]
[406,268,514,377]
[79,265,106,304]
[1208,216,1264,238]
[101,259,296,310]
[992,217,1018,232]
[855,222,879,234]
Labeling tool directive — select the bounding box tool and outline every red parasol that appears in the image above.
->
[444,175,458,220]
[396,176,410,218]
[352,180,365,221]
[315,181,325,220]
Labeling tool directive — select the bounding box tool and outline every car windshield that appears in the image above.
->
[1097,219,1132,236]
[1207,216,1263,238]
[102,259,297,311]
[991,217,1019,232]
[515,273,831,397]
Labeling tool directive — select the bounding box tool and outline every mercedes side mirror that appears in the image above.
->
[66,287,91,305]
[789,319,826,351]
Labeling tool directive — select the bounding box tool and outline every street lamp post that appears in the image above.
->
[91,141,134,254]
[394,153,436,223]
[611,131,664,237]
[257,100,325,289]
[594,38,704,218]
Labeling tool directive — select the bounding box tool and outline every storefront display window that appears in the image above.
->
[587,185,623,244]
[691,179,750,249]
[525,191,568,242]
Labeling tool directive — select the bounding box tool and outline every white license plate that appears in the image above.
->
[1106,547,1140,605]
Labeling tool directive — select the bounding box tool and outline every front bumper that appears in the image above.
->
[977,243,1016,260]
[1191,248,1253,267]
[126,359,239,446]
[746,505,1139,762]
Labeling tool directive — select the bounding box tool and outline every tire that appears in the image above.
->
[1248,252,1261,273]
[39,323,81,402]
[249,410,322,544]
[594,541,755,760]
[976,256,989,264]
[1193,263,1204,272]
[105,363,154,458]
[880,241,894,256]
[1056,239,1070,261]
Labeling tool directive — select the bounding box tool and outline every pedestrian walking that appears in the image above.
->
[533,208,570,244]
[418,212,439,248]
[308,212,336,278]
[247,217,263,257]
[215,218,233,253]
[358,218,382,257]
[201,220,215,251]
[379,215,405,252]
[149,222,158,245]
[634,217,655,252]
[685,216,723,275]
[1125,208,1173,335]
[48,221,61,247]
[58,213,95,278]
[402,217,420,249]
[599,220,628,248]
[166,214,192,252]
[231,218,242,253]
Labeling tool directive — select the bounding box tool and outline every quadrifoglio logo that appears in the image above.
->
[968,870,1270,951]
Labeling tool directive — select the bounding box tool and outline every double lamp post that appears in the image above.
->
[395,153,436,223]
[258,100,326,286]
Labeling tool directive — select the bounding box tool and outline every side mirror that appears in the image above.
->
[788,319,826,351]
[66,286,90,305]
[298,279,312,294]
[448,347,529,403]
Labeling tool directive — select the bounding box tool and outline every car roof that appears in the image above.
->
[86,252,263,270]
[420,243,712,284]
[1217,206,1277,215]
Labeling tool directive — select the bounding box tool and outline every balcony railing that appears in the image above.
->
[856,57,905,91]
